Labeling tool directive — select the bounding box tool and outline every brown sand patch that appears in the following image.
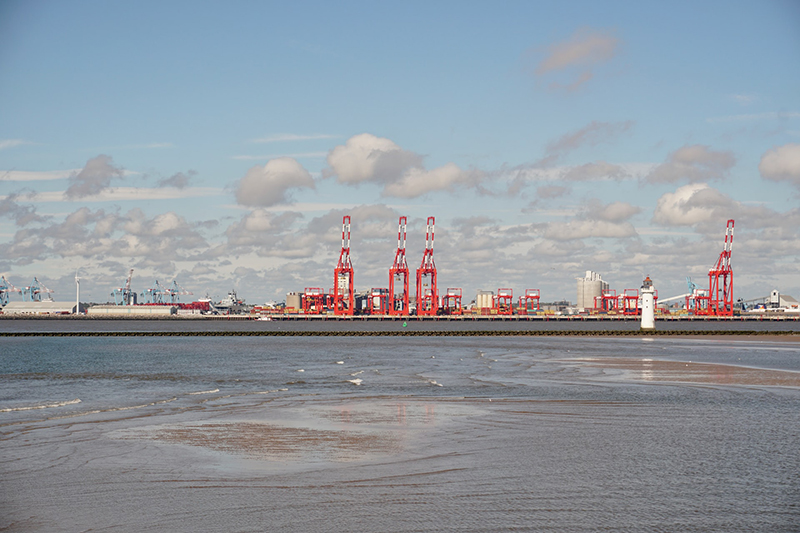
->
[149,422,401,461]
[582,358,800,387]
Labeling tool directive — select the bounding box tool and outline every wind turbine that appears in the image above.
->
[75,270,81,314]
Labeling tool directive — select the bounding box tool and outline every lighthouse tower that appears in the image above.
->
[641,276,655,331]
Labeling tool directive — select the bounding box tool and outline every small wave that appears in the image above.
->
[187,389,220,395]
[0,398,81,413]
[347,378,363,386]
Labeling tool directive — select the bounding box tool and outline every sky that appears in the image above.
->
[1,0,799,306]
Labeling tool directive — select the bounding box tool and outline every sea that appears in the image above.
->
[1,319,799,532]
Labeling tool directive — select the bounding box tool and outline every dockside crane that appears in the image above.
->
[165,280,193,304]
[141,280,166,304]
[111,269,135,305]
[707,219,735,316]
[415,216,438,316]
[388,216,410,315]
[332,215,354,315]
[22,277,54,302]
[0,275,22,306]
[692,220,734,316]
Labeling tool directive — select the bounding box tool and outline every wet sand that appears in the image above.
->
[579,357,800,387]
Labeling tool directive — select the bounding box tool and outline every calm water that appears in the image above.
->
[1,330,799,532]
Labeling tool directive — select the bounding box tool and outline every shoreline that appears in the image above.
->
[1,330,799,339]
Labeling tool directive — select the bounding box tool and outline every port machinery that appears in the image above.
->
[0,275,22,306]
[111,269,135,305]
[495,288,514,315]
[22,277,54,302]
[415,217,438,316]
[332,215,355,316]
[388,216,410,315]
[517,289,541,315]
[442,288,463,315]
[688,219,734,317]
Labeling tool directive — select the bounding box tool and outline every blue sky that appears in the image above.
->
[1,0,799,305]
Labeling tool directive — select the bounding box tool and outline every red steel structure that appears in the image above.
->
[495,288,514,315]
[517,289,540,315]
[696,219,735,316]
[332,216,354,316]
[442,288,463,315]
[416,217,438,316]
[388,216,410,315]
[302,287,326,314]
[594,289,619,312]
[368,288,389,315]
[621,289,640,315]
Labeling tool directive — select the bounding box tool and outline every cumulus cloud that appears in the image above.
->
[583,200,641,222]
[530,27,620,91]
[235,157,314,207]
[538,121,634,167]
[65,155,124,199]
[536,185,571,199]
[326,133,422,184]
[0,193,47,226]
[645,145,735,184]
[157,170,196,189]
[759,143,800,187]
[325,133,483,198]
[543,219,637,240]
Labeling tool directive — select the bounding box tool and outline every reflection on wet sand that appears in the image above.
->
[580,357,800,387]
[148,422,403,462]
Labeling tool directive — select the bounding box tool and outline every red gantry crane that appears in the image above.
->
[415,216,438,316]
[701,219,735,316]
[333,215,354,316]
[388,216,410,315]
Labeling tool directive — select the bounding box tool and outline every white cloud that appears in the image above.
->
[645,145,735,184]
[652,183,734,226]
[0,169,80,182]
[584,200,641,222]
[65,155,124,199]
[383,163,482,198]
[0,139,30,150]
[326,133,421,185]
[234,157,315,207]
[531,27,620,91]
[543,219,637,240]
[325,133,482,198]
[251,134,338,143]
[232,152,328,160]
[13,187,222,203]
[706,111,800,123]
[539,121,634,167]
[759,143,800,187]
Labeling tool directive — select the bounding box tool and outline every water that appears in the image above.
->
[2,326,799,532]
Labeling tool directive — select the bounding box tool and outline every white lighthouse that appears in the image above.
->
[641,276,655,331]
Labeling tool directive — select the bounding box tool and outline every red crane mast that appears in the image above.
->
[416,216,438,316]
[707,219,734,316]
[333,215,354,315]
[388,216,410,315]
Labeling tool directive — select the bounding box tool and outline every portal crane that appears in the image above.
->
[0,275,22,306]
[388,216,410,315]
[694,219,734,316]
[22,277,53,302]
[141,280,166,304]
[165,280,193,304]
[332,215,354,315]
[111,269,135,305]
[415,217,438,316]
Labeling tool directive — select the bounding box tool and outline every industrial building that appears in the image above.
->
[576,271,608,311]
[1,301,78,315]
